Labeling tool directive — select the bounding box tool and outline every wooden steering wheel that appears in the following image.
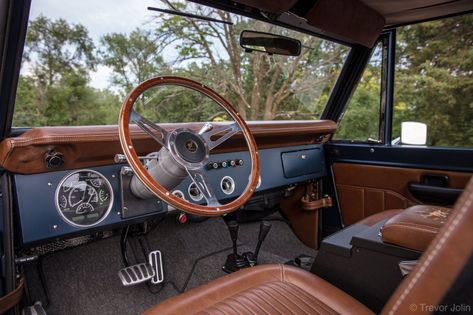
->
[118,76,260,216]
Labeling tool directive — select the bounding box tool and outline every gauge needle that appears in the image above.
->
[86,187,96,204]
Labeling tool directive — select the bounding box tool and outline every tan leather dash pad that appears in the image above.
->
[0,120,336,174]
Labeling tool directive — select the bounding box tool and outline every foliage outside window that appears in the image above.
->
[14,0,349,127]
[334,42,382,141]
[393,14,473,148]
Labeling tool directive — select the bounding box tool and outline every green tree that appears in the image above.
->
[393,14,473,147]
[100,28,170,97]
[335,44,382,141]
[154,1,348,120]
[14,17,120,126]
[23,15,97,88]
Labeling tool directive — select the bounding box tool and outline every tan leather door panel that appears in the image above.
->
[333,163,471,225]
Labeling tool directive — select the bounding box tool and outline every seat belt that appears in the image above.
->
[0,277,24,313]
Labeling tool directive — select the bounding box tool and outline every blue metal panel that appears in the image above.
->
[15,144,325,245]
[281,148,324,178]
[15,165,128,246]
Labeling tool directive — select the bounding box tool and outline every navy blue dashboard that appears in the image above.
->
[14,144,326,246]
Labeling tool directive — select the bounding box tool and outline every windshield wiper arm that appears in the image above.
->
[147,7,234,25]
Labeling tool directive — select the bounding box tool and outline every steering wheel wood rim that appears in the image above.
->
[118,76,260,216]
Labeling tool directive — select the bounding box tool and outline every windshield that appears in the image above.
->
[14,0,350,127]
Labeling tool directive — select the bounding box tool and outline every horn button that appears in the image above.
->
[173,131,208,163]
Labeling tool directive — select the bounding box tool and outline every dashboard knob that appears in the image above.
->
[237,159,244,166]
[221,161,228,168]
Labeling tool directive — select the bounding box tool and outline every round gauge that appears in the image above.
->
[55,170,113,228]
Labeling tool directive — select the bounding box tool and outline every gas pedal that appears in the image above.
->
[22,302,47,315]
[149,250,164,284]
[118,262,155,286]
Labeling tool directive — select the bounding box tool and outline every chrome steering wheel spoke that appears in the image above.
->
[201,122,240,150]
[131,110,169,147]
[186,167,221,207]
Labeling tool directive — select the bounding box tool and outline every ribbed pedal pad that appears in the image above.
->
[118,262,155,286]
[149,250,164,284]
[22,302,47,315]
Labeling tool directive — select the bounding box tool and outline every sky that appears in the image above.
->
[27,0,161,89]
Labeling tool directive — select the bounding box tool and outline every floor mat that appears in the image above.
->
[24,214,316,315]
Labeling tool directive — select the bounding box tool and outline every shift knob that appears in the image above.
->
[258,221,271,242]
[227,221,239,242]
[253,221,272,262]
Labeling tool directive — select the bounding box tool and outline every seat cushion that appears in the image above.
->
[381,205,452,252]
[144,264,374,315]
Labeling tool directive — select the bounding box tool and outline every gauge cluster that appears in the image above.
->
[55,170,113,227]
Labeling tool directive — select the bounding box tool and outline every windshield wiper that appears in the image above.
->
[147,7,234,25]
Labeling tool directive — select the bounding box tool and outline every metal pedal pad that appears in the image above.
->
[22,302,47,315]
[118,262,155,286]
[149,250,164,284]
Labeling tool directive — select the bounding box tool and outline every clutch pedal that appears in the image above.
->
[149,250,164,284]
[118,263,155,286]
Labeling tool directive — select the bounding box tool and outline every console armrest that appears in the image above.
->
[381,205,451,252]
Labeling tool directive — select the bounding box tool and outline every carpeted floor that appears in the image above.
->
[24,214,316,315]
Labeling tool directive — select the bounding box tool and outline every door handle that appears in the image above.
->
[408,182,463,205]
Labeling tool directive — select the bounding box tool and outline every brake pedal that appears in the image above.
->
[149,250,164,284]
[118,263,155,286]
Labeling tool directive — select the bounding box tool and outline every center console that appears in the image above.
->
[311,217,421,312]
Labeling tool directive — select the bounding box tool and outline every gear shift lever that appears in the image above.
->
[254,221,271,259]
[244,221,272,266]
[228,221,239,255]
[222,221,246,273]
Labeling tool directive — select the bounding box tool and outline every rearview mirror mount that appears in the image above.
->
[239,30,301,56]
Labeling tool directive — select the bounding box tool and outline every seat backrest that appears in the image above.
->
[381,177,473,314]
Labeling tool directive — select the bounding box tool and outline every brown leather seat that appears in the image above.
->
[145,178,473,315]
[144,264,374,315]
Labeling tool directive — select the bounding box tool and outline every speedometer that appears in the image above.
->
[55,170,113,228]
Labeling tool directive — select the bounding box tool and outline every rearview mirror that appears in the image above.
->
[239,30,301,56]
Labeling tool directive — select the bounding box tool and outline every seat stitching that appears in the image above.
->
[244,290,272,315]
[263,282,312,314]
[387,191,473,315]
[231,294,263,315]
[272,282,326,314]
[252,287,283,315]
[254,283,299,315]
[201,306,223,315]
[277,282,334,314]
[247,292,270,314]
[228,296,258,315]
[219,300,242,315]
